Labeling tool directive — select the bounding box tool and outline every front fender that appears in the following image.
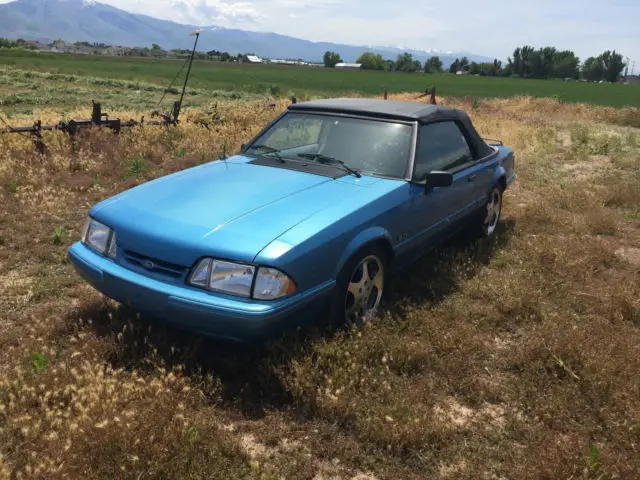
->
[333,226,393,278]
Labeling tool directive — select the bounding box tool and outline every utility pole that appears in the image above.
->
[174,29,201,123]
[625,57,630,77]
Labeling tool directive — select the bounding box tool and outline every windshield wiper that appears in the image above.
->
[297,153,361,178]
[250,144,285,163]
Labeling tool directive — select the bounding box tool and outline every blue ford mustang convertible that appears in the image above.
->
[68,98,515,342]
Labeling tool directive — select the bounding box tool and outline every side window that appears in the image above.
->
[413,122,473,182]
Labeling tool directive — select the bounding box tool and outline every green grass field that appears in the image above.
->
[1,49,639,108]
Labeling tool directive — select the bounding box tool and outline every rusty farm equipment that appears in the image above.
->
[1,30,201,154]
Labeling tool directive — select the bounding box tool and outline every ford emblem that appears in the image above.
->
[142,259,155,270]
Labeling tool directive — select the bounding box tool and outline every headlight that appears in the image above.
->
[83,217,117,259]
[188,258,296,300]
[209,260,255,298]
[254,267,296,300]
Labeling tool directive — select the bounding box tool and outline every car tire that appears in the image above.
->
[329,246,388,328]
[477,184,503,238]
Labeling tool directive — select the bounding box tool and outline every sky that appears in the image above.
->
[3,0,639,66]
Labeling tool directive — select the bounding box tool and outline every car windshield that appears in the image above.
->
[247,113,413,178]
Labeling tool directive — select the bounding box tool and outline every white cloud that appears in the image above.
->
[102,0,261,25]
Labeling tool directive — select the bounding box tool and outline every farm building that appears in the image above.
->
[269,59,307,65]
[246,55,263,64]
[335,62,362,69]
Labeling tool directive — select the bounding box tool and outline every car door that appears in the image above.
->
[398,121,477,261]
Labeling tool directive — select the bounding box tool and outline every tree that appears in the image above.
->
[395,52,420,72]
[357,52,384,70]
[582,56,604,81]
[449,58,460,73]
[424,56,443,73]
[323,51,342,68]
[600,50,625,82]
[220,52,232,62]
[469,60,503,76]
[581,51,625,82]
[501,63,513,77]
[531,46,556,78]
[383,59,396,72]
[151,43,162,50]
[509,46,536,77]
[449,56,470,74]
[552,50,580,79]
[509,45,581,79]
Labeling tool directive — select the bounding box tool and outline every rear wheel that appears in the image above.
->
[330,247,387,327]
[483,186,503,237]
[471,184,502,238]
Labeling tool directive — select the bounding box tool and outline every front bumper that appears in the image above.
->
[67,242,335,342]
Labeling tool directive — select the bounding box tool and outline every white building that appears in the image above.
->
[335,62,362,69]
[246,55,263,63]
[269,59,308,66]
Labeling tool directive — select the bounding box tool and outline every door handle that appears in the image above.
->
[468,175,477,182]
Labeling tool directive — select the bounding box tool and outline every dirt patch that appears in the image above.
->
[615,247,640,268]
[559,156,613,181]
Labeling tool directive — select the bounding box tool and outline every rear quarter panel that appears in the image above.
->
[497,146,516,188]
[474,145,516,199]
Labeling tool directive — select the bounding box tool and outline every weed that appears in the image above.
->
[172,146,187,158]
[269,84,282,97]
[472,97,480,110]
[53,226,68,245]
[590,134,623,155]
[571,123,591,147]
[589,443,600,471]
[551,93,567,103]
[125,155,149,178]
[6,180,19,193]
[218,144,228,160]
[31,352,48,373]
[185,426,198,442]
[94,173,105,188]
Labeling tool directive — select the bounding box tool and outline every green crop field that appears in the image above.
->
[1,49,639,108]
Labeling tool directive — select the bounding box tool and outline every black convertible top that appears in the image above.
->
[288,98,494,158]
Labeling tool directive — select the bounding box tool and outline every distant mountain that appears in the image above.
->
[0,0,493,66]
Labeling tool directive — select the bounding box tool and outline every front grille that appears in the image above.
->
[124,250,188,278]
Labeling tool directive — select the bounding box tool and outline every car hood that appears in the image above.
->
[92,157,378,266]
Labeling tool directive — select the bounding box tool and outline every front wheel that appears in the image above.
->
[329,248,387,327]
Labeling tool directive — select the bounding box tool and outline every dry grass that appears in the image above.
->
[1,92,639,479]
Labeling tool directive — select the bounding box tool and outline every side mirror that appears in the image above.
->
[240,143,247,151]
[425,171,453,192]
